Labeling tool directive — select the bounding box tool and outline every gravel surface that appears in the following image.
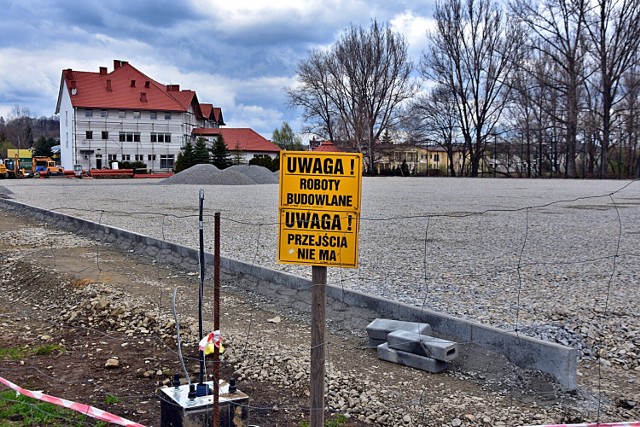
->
[1,177,639,370]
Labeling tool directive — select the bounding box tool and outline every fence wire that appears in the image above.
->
[0,178,638,426]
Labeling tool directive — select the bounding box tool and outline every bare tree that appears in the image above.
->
[424,0,522,177]
[409,84,465,176]
[511,0,591,178]
[286,49,340,143]
[287,20,417,173]
[619,65,640,177]
[6,105,33,151]
[584,0,640,176]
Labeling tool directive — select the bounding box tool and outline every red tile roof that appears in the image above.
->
[55,60,219,116]
[193,128,280,153]
[212,107,225,125]
[200,103,213,118]
[311,140,342,152]
[198,104,225,125]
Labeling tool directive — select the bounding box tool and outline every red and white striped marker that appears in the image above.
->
[522,423,640,427]
[0,375,145,427]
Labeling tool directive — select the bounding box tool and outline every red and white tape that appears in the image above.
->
[523,423,640,427]
[0,375,145,427]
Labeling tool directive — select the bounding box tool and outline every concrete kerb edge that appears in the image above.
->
[0,198,577,390]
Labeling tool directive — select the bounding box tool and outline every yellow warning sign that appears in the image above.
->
[278,152,362,268]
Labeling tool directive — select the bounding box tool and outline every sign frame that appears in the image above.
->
[277,151,362,268]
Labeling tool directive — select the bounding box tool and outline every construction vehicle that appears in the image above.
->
[32,156,64,176]
[0,155,24,178]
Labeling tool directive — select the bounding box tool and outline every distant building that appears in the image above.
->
[375,144,467,175]
[192,127,280,163]
[309,140,342,152]
[55,60,277,172]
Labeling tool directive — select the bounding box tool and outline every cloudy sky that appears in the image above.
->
[0,0,434,139]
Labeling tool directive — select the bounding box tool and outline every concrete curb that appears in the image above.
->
[0,198,577,390]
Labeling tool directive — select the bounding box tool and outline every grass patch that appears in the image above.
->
[300,414,349,427]
[104,395,122,405]
[0,344,64,361]
[0,347,26,360]
[33,344,64,356]
[0,389,86,426]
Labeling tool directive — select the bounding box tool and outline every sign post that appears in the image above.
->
[278,151,362,427]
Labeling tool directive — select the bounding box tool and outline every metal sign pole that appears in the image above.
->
[213,212,221,427]
[310,265,327,427]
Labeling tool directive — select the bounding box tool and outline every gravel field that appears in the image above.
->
[1,177,639,368]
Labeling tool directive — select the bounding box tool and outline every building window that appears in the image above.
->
[86,131,93,139]
[119,132,141,143]
[101,131,108,140]
[150,112,157,120]
[101,110,108,118]
[160,154,174,169]
[85,109,93,117]
[148,154,156,161]
[133,111,141,119]
[164,112,171,120]
[151,132,171,143]
[119,110,126,119]
[122,154,131,161]
[135,154,144,162]
[108,154,117,161]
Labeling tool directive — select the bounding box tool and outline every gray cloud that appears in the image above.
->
[0,0,435,137]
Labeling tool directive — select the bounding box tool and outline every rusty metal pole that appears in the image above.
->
[310,265,327,427]
[213,212,221,427]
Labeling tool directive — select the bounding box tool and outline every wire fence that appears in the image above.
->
[0,178,638,426]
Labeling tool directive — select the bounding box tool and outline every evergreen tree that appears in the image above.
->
[193,137,211,165]
[381,130,393,144]
[232,141,244,165]
[32,136,58,157]
[210,134,232,169]
[175,141,195,172]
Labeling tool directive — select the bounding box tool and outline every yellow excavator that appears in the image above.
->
[0,155,24,178]
[32,156,64,176]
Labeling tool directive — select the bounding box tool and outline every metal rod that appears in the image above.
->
[310,265,327,427]
[213,212,221,426]
[198,189,205,386]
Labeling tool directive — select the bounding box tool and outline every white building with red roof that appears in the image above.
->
[55,60,226,171]
[192,127,281,163]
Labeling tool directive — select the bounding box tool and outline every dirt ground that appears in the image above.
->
[0,208,638,427]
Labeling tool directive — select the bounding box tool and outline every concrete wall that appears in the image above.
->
[0,198,577,389]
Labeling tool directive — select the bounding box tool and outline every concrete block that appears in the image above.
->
[376,343,447,373]
[366,318,432,341]
[387,330,458,362]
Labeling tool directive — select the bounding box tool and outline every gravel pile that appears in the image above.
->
[161,164,220,184]
[161,164,277,185]
[226,165,279,184]
[0,185,13,198]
